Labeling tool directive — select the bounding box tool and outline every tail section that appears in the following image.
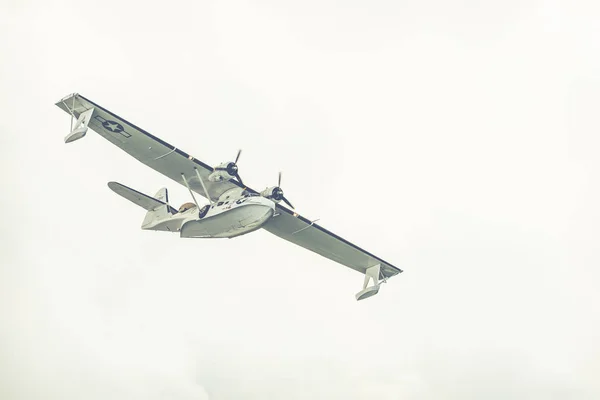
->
[154,187,169,204]
[141,188,173,228]
[108,182,179,231]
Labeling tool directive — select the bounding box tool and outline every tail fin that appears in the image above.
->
[153,187,169,204]
[108,182,177,230]
[141,187,173,228]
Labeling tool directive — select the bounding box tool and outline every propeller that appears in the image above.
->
[215,149,244,186]
[269,172,294,209]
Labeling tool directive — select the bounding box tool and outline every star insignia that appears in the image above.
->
[103,120,124,133]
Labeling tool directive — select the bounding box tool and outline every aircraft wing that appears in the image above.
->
[263,204,403,280]
[56,93,242,201]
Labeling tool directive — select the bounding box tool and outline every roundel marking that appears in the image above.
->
[102,120,124,133]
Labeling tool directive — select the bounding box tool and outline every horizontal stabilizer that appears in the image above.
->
[108,182,177,214]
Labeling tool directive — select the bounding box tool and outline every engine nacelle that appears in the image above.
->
[208,161,237,182]
[261,186,284,202]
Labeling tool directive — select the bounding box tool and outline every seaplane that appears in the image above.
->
[56,93,403,300]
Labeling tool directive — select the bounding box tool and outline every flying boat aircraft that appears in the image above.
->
[56,93,403,300]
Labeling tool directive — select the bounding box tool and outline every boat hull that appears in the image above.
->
[180,202,274,238]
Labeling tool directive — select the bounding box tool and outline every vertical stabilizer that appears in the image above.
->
[142,187,172,228]
[154,187,169,204]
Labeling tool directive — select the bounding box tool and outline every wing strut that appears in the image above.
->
[180,173,201,210]
[194,168,214,206]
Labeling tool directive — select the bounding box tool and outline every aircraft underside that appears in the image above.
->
[136,191,277,239]
[180,203,274,238]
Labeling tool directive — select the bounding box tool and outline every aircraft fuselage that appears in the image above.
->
[181,196,275,238]
[143,194,275,239]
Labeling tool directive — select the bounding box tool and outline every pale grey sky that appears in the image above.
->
[1,1,599,399]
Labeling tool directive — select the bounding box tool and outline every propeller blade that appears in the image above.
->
[278,171,282,187]
[282,196,294,209]
[235,149,242,164]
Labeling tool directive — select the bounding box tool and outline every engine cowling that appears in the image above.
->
[261,186,284,202]
[208,149,244,184]
[260,172,295,209]
[208,161,240,183]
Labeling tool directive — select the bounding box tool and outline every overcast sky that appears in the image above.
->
[1,0,599,399]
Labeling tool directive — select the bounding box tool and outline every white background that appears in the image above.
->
[1,1,599,398]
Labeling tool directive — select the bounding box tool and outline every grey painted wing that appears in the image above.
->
[56,93,242,202]
[263,205,402,279]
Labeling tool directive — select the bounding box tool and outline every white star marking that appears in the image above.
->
[106,122,120,131]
